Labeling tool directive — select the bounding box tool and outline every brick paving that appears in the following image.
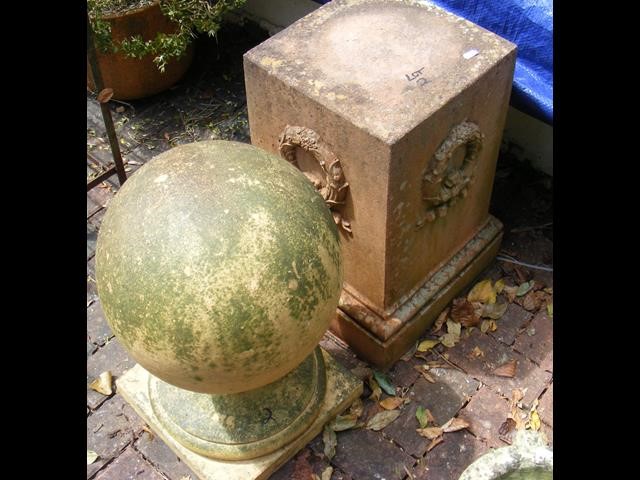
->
[87,23,552,480]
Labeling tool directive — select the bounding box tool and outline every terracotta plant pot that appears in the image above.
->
[88,1,195,100]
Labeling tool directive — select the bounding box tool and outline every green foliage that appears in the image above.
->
[88,0,246,71]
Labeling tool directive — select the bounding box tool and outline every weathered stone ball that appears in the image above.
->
[96,141,342,394]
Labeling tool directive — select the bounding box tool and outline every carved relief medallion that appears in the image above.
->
[417,121,483,228]
[278,125,352,233]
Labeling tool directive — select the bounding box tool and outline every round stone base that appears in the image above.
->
[148,347,326,460]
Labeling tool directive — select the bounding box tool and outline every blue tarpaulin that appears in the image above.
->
[313,0,553,125]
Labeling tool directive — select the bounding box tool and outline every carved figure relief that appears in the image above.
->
[417,121,483,228]
[278,125,352,233]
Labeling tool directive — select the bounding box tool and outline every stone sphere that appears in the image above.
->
[96,141,342,394]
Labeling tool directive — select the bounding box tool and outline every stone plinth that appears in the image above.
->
[244,0,516,367]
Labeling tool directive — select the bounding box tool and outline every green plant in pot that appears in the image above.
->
[88,0,246,100]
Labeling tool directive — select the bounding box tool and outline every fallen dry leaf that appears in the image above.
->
[373,371,396,396]
[416,426,443,439]
[87,450,99,465]
[516,281,534,297]
[467,279,496,304]
[322,425,337,460]
[482,302,508,319]
[547,303,553,317]
[528,410,541,431]
[347,397,363,418]
[89,371,113,396]
[480,319,498,333]
[366,410,401,431]
[350,366,373,380]
[447,319,461,336]
[431,308,449,333]
[471,346,485,358]
[321,466,333,480]
[520,290,540,311]
[494,278,506,294]
[426,436,444,452]
[415,405,430,428]
[115,105,125,113]
[417,339,440,352]
[415,367,436,383]
[440,332,458,348]
[493,360,518,378]
[502,285,518,303]
[368,377,382,402]
[97,88,114,103]
[292,449,315,480]
[441,417,470,433]
[499,417,516,436]
[451,298,481,327]
[330,413,358,431]
[380,396,404,410]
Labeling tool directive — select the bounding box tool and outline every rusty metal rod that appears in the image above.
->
[87,166,118,190]
[87,13,127,188]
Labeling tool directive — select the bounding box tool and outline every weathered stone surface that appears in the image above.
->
[93,446,164,480]
[87,257,98,305]
[538,383,553,426]
[459,386,511,448]
[387,357,421,389]
[87,339,136,410]
[88,221,98,260]
[88,195,102,218]
[489,303,533,346]
[383,370,479,457]
[445,329,551,407]
[87,396,146,478]
[87,300,114,347]
[270,448,332,480]
[135,431,197,480]
[319,331,367,372]
[87,341,97,359]
[329,428,415,480]
[411,430,489,480]
[245,0,516,365]
[513,309,552,367]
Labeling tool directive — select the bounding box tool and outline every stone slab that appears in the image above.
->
[538,383,553,427]
[87,300,114,347]
[116,349,362,480]
[93,446,165,480]
[328,428,415,480]
[87,396,147,478]
[459,385,511,448]
[411,430,489,480]
[383,369,479,457]
[135,431,198,480]
[445,329,552,408]
[87,339,136,410]
[513,309,552,367]
[488,303,532,346]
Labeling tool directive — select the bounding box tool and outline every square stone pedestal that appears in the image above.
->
[117,349,362,480]
[244,0,516,368]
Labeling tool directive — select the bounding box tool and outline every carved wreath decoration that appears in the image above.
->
[418,121,484,227]
[278,125,351,233]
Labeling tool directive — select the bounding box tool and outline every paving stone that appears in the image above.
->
[540,422,553,447]
[89,207,107,231]
[411,430,489,480]
[537,383,553,426]
[87,396,146,478]
[87,339,136,410]
[326,428,414,480]
[88,195,102,218]
[134,431,197,480]
[513,309,552,367]
[320,332,367,372]
[387,357,421,390]
[445,329,552,408]
[383,370,479,457]
[88,221,98,260]
[459,386,512,448]
[88,300,114,347]
[94,446,164,480]
[270,447,334,480]
[488,303,533,346]
[88,341,97,359]
[87,257,98,305]
[87,184,114,210]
